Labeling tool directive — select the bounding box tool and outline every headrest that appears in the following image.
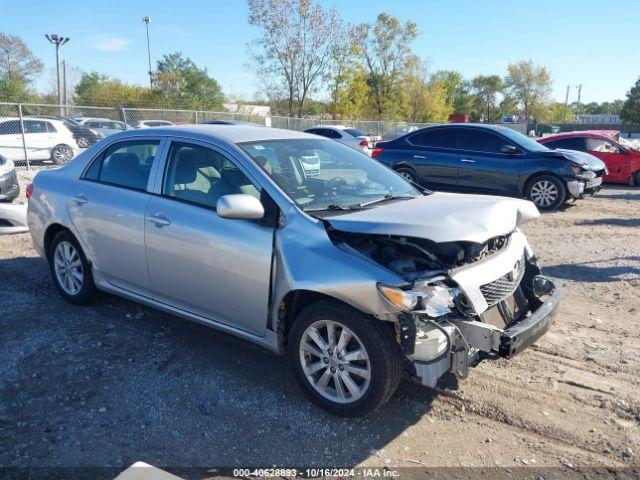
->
[253,155,272,174]
[106,153,139,171]
[174,149,198,184]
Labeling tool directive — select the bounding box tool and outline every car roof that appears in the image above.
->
[0,116,63,124]
[538,131,610,141]
[107,124,319,144]
[306,125,350,130]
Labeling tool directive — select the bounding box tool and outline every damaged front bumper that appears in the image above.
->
[409,277,564,387]
[567,176,602,199]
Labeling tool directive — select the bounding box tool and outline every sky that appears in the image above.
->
[2,0,639,104]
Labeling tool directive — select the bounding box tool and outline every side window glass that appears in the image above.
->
[0,121,20,135]
[457,130,505,153]
[162,142,261,209]
[548,137,585,151]
[24,121,48,134]
[586,138,619,153]
[90,140,159,190]
[409,129,457,148]
[46,122,57,133]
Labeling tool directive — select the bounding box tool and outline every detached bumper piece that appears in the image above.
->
[499,280,564,357]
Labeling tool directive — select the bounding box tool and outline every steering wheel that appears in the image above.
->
[327,177,348,191]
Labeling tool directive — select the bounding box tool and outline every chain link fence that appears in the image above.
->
[0,102,437,169]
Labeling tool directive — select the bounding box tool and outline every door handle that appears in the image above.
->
[147,213,171,227]
[460,158,476,163]
[413,155,427,159]
[72,194,88,205]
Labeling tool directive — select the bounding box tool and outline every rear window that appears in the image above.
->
[344,128,366,137]
[85,140,159,191]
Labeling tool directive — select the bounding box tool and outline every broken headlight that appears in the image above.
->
[377,282,457,317]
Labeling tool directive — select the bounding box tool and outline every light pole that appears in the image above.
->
[143,16,153,88]
[45,34,70,108]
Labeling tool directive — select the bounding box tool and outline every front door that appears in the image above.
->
[68,138,162,297]
[455,128,522,195]
[0,120,25,161]
[585,137,627,183]
[144,140,274,336]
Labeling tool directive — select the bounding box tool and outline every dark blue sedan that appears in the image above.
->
[373,124,606,210]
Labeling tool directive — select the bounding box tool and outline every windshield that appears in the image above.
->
[239,138,421,212]
[498,127,551,153]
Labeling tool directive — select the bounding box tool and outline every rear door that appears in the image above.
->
[144,138,274,336]
[23,120,55,160]
[456,128,522,195]
[403,128,460,189]
[68,138,163,297]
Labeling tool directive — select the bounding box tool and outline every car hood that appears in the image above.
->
[543,149,606,171]
[326,192,539,244]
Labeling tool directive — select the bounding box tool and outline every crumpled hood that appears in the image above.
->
[544,149,607,171]
[327,192,539,244]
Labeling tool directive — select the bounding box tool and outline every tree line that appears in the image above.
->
[2,2,640,124]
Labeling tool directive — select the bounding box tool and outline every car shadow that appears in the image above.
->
[542,256,640,283]
[576,218,640,228]
[0,254,438,474]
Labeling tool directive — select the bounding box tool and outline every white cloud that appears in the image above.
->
[91,35,132,52]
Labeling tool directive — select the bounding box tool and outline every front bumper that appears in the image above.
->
[567,176,602,198]
[0,169,19,201]
[411,277,564,387]
[498,280,564,357]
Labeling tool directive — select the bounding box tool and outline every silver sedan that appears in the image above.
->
[27,125,563,416]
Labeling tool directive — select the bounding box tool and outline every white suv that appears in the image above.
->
[0,117,80,165]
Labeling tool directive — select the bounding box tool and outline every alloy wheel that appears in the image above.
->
[52,145,72,164]
[299,320,371,404]
[77,137,89,148]
[529,180,559,207]
[53,241,84,295]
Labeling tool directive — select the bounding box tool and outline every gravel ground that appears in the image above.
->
[1,170,639,478]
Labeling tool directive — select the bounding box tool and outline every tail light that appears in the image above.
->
[26,183,34,200]
[371,147,384,158]
[359,140,369,148]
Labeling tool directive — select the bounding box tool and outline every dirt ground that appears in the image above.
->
[0,171,639,478]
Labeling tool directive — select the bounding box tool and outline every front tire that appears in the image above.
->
[77,137,90,148]
[395,166,419,184]
[50,144,74,165]
[288,300,402,417]
[49,230,96,304]
[526,175,566,211]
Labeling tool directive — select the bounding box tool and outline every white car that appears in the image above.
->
[304,126,373,156]
[131,120,175,129]
[0,117,80,165]
[75,118,130,137]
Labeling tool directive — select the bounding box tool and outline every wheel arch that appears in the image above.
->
[278,289,395,347]
[523,171,566,195]
[43,223,72,261]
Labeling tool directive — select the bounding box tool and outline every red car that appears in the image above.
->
[538,132,640,185]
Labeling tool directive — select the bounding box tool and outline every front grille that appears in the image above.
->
[480,286,529,329]
[480,255,525,308]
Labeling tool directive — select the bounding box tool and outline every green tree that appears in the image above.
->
[431,70,475,116]
[0,32,43,101]
[620,77,640,123]
[504,60,552,119]
[471,74,503,123]
[74,72,157,107]
[154,52,224,109]
[356,13,418,118]
[247,0,345,117]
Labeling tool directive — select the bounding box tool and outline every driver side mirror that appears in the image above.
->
[501,144,518,154]
[217,194,265,220]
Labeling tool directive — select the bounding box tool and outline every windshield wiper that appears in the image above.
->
[357,194,417,208]
[304,204,360,212]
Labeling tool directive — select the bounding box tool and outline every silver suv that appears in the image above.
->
[27,125,563,417]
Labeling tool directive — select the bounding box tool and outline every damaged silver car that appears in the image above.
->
[27,125,564,417]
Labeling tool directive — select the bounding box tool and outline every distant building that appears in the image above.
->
[223,103,271,117]
[575,114,620,124]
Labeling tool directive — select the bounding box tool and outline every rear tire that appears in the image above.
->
[395,166,419,184]
[48,230,96,304]
[288,300,402,417]
[77,137,90,148]
[526,175,566,211]
[50,144,74,165]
